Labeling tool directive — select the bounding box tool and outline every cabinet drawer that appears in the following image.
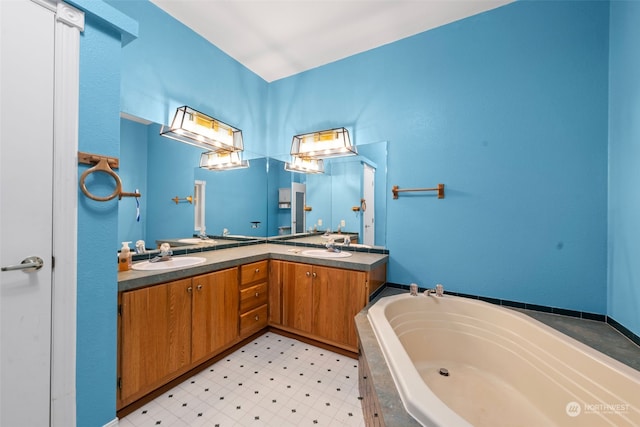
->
[240,304,268,336]
[240,261,268,286]
[240,282,268,312]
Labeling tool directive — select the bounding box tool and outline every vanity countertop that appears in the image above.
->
[118,243,388,292]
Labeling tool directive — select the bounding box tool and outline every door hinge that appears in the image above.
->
[117,377,122,390]
[118,304,122,316]
[51,255,55,269]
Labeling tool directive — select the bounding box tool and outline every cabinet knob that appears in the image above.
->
[255,268,260,273]
[255,315,259,321]
[255,292,260,298]
[187,286,193,293]
[197,284,203,291]
[312,272,317,278]
[306,271,311,277]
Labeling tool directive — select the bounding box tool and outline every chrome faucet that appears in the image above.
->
[343,236,351,247]
[151,243,173,263]
[325,238,341,253]
[135,240,146,254]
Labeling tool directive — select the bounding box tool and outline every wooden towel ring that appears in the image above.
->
[79,158,122,202]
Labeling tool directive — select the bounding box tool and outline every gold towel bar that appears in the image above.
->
[392,184,445,199]
[172,196,193,204]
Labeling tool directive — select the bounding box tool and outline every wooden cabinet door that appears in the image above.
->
[281,261,314,333]
[313,266,367,348]
[268,260,283,325]
[119,278,192,405]
[191,268,239,364]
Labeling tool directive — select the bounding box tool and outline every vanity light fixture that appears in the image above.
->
[160,106,244,153]
[199,150,249,171]
[290,127,356,159]
[284,156,325,174]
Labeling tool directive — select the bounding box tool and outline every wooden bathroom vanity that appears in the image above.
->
[116,244,387,415]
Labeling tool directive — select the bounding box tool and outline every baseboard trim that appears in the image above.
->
[607,316,640,347]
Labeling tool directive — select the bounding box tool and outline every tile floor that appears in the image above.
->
[119,333,365,427]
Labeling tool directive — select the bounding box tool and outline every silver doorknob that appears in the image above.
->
[1,256,44,272]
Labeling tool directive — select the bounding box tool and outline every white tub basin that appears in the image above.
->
[132,256,207,271]
[301,249,353,258]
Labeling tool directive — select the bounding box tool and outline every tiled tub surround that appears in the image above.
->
[119,333,365,427]
[357,289,640,427]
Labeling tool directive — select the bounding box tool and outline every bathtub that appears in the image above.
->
[367,293,640,427]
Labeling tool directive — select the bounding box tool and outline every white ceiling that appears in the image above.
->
[149,0,514,82]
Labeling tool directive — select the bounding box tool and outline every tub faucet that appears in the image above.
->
[424,284,444,297]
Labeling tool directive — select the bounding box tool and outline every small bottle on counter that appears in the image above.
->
[118,241,132,272]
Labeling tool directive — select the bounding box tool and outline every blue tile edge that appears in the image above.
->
[384,283,640,347]
[385,282,603,319]
[128,235,389,262]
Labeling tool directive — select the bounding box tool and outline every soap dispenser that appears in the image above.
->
[118,241,132,272]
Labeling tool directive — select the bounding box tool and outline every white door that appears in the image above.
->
[1,1,55,425]
[362,164,375,246]
[291,182,306,234]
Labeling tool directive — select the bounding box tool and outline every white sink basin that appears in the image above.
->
[301,249,353,258]
[132,256,207,271]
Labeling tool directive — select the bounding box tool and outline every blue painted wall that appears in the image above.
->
[608,1,640,337]
[77,14,123,427]
[269,0,610,313]
[106,0,269,158]
[118,119,148,246]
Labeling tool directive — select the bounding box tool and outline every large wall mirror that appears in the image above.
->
[118,116,387,249]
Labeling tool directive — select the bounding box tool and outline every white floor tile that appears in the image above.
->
[122,333,365,426]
